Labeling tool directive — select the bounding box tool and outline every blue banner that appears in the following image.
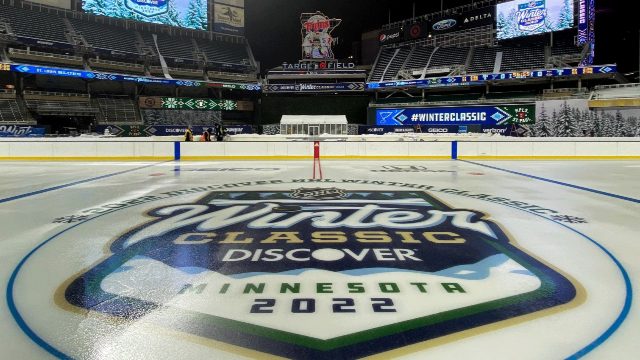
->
[265,82,365,93]
[96,125,254,137]
[0,125,45,137]
[375,105,534,126]
[367,65,617,90]
[8,63,260,91]
[358,125,459,135]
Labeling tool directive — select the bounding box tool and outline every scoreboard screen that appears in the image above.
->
[82,0,208,30]
[497,0,574,40]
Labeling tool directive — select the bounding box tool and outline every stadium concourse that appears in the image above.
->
[0,157,638,359]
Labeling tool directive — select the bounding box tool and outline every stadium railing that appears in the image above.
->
[8,48,84,67]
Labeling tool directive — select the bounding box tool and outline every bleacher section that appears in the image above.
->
[0,3,257,77]
[369,48,395,82]
[428,47,469,69]
[551,38,581,57]
[23,91,98,117]
[95,98,140,124]
[197,39,250,67]
[0,5,69,45]
[144,33,196,64]
[403,46,435,70]
[468,47,498,74]
[500,46,545,72]
[370,41,581,81]
[382,48,411,81]
[67,18,140,56]
[0,90,32,123]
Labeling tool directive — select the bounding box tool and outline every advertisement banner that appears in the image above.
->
[378,28,404,45]
[358,125,459,135]
[459,7,495,30]
[96,125,254,137]
[300,12,341,60]
[82,0,207,30]
[497,0,574,40]
[0,125,45,137]
[8,63,261,91]
[139,97,253,111]
[264,83,365,93]
[367,65,617,89]
[213,0,245,35]
[375,105,535,126]
[430,15,460,34]
[404,21,429,41]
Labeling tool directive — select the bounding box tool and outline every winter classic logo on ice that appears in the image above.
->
[62,189,577,357]
[125,0,168,17]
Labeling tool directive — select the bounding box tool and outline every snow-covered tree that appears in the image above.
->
[83,0,110,16]
[632,117,640,137]
[614,110,626,137]
[577,110,593,137]
[555,101,577,137]
[557,0,574,30]
[184,0,207,30]
[591,111,604,137]
[621,115,636,137]
[534,104,552,137]
[601,113,616,137]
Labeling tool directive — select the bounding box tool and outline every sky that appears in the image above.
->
[243,0,638,78]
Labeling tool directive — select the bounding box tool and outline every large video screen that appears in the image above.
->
[82,0,208,30]
[497,0,574,40]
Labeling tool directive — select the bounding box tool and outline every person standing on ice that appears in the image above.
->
[184,127,193,142]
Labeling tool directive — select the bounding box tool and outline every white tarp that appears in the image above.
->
[280,115,348,125]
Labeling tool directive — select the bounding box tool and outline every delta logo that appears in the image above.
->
[63,189,577,358]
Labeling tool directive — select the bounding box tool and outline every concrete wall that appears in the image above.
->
[0,138,639,160]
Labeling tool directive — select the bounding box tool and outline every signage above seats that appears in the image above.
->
[214,0,246,35]
[264,82,365,93]
[379,28,404,45]
[3,63,261,91]
[367,65,617,90]
[459,7,495,30]
[139,97,254,111]
[281,61,356,71]
[374,105,536,126]
[404,21,429,41]
[301,11,342,60]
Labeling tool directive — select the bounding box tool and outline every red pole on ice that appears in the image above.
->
[313,141,323,179]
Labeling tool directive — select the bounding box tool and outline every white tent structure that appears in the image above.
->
[280,115,348,136]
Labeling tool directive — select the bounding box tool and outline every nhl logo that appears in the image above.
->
[290,187,347,200]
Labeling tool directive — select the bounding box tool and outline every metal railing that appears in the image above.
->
[8,48,82,62]
[23,90,90,99]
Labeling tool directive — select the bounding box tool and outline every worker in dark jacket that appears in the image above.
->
[184,127,193,142]
[214,124,226,142]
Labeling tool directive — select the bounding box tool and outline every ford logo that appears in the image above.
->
[433,19,457,31]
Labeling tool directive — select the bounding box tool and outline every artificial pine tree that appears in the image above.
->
[535,104,552,137]
[614,111,625,136]
[558,0,574,30]
[555,101,577,137]
[184,0,207,30]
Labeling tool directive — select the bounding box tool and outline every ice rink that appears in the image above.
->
[0,159,637,359]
